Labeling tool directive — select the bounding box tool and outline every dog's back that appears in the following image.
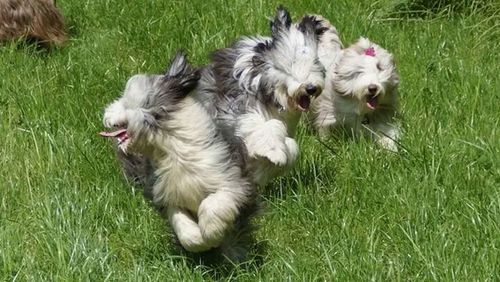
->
[201,36,272,116]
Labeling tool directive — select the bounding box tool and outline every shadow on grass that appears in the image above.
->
[123,176,269,278]
[177,240,268,279]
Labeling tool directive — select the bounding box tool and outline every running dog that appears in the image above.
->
[310,17,400,151]
[101,52,258,261]
[197,6,329,185]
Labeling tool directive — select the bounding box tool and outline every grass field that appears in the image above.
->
[1,0,499,280]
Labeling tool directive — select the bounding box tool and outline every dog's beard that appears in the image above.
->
[334,68,395,114]
[339,87,386,114]
[267,72,323,113]
[296,94,312,111]
[355,84,384,111]
[286,89,319,112]
[366,94,379,110]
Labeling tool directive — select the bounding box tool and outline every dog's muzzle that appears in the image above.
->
[99,128,131,152]
[365,84,382,110]
[295,84,322,112]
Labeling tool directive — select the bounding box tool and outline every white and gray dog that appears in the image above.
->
[100,52,258,261]
[310,17,401,151]
[197,6,329,185]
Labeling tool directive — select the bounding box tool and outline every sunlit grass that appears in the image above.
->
[0,0,498,280]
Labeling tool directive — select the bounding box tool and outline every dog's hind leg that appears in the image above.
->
[167,206,214,252]
[197,190,241,247]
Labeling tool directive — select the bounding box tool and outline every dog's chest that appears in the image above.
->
[161,166,207,213]
[153,153,208,214]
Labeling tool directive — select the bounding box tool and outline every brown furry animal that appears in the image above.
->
[0,0,67,47]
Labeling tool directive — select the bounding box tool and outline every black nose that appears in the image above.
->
[305,84,318,95]
[368,84,378,95]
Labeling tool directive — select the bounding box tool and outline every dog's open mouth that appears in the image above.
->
[366,94,378,110]
[99,128,130,149]
[296,95,311,112]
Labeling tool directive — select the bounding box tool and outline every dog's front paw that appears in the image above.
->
[260,140,289,166]
[248,138,289,166]
[103,101,127,128]
[245,120,289,166]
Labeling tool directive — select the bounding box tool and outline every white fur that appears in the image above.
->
[104,76,252,253]
[202,19,325,185]
[312,36,401,151]
[313,14,343,71]
[235,107,300,184]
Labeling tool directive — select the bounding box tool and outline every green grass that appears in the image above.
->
[1,0,498,280]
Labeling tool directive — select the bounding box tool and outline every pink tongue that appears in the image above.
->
[367,95,378,109]
[99,128,127,138]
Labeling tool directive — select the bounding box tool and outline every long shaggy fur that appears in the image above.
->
[101,52,259,262]
[197,6,329,185]
[0,0,67,47]
[310,18,401,151]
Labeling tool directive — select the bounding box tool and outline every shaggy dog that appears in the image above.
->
[197,7,329,185]
[101,52,258,261]
[310,18,400,151]
[0,0,67,47]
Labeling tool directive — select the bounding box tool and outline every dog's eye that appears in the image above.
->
[377,63,383,71]
[153,112,162,120]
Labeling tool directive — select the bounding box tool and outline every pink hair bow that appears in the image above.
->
[364,47,376,57]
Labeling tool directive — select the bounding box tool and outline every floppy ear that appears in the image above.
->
[165,51,189,77]
[177,68,200,93]
[252,41,272,67]
[298,15,329,37]
[164,51,200,92]
[270,5,292,38]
